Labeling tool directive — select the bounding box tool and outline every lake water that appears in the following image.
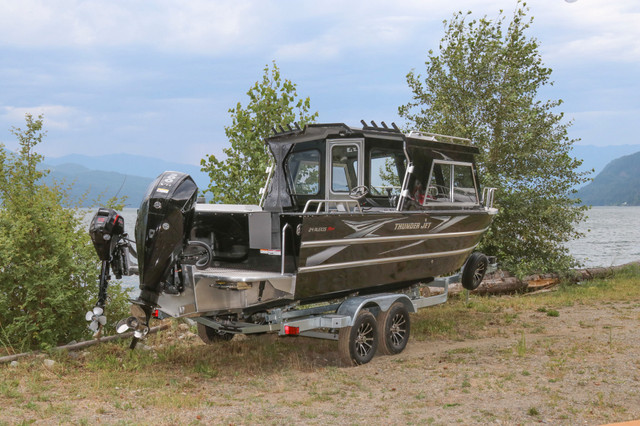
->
[564,206,640,268]
[82,206,640,294]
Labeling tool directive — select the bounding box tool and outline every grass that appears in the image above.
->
[412,263,640,340]
[1,264,639,423]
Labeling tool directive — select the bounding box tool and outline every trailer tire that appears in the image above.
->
[377,302,411,355]
[338,310,378,366]
[197,323,234,344]
[461,252,489,291]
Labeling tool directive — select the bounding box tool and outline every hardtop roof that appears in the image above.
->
[265,122,480,155]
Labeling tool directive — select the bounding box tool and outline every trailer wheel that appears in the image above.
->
[338,310,378,366]
[377,302,411,355]
[197,323,234,344]
[461,252,489,291]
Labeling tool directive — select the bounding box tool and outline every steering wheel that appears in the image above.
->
[349,185,369,200]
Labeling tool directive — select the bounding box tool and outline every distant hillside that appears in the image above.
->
[45,153,210,191]
[572,144,640,187]
[575,151,640,206]
[31,152,213,207]
[40,163,153,208]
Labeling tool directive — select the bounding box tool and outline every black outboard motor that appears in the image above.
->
[86,208,129,333]
[135,171,198,308]
[89,208,126,307]
[90,208,125,261]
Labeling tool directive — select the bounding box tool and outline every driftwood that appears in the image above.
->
[0,324,170,364]
[466,260,640,296]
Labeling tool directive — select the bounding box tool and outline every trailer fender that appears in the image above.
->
[336,293,416,327]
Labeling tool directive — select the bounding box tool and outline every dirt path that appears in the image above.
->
[2,302,640,425]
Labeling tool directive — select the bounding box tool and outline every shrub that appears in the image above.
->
[0,114,127,352]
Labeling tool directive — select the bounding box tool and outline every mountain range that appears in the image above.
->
[40,154,211,207]
[574,151,640,206]
[26,143,640,208]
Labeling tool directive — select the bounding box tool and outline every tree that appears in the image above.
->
[201,61,318,204]
[399,3,590,276]
[0,114,127,351]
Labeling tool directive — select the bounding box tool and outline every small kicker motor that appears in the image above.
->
[86,208,135,334]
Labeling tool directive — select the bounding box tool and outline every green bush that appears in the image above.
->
[0,114,128,352]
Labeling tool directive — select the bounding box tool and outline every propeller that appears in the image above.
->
[86,306,107,332]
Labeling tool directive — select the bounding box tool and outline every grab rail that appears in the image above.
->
[482,187,496,209]
[281,223,291,274]
[302,199,363,214]
[397,163,414,211]
[258,163,274,208]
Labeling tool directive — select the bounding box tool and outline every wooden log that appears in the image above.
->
[473,276,527,295]
[466,260,640,296]
[0,324,170,364]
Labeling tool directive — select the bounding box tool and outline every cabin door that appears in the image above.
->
[326,139,364,203]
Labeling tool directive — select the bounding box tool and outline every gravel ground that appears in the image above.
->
[3,300,640,425]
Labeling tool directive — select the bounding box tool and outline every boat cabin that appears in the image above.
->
[262,122,484,213]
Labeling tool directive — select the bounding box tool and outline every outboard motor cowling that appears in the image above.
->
[135,171,198,306]
[89,208,125,261]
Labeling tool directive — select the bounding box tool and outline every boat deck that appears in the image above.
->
[192,267,291,283]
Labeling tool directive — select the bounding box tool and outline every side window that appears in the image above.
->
[425,162,451,202]
[424,161,478,204]
[331,145,359,192]
[453,165,478,203]
[370,149,405,197]
[286,150,320,195]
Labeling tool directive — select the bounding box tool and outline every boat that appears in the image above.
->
[87,121,497,363]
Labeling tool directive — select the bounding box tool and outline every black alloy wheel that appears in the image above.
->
[461,252,489,291]
[338,310,378,366]
[377,302,411,355]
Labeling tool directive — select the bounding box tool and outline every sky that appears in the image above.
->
[0,0,639,166]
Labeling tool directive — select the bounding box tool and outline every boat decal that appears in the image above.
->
[304,218,402,267]
[305,245,349,267]
[342,217,403,238]
[378,226,488,255]
[301,227,490,249]
[298,244,479,273]
[429,215,468,233]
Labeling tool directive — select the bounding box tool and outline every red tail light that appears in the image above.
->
[284,325,299,335]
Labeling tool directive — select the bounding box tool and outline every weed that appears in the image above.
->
[516,331,527,357]
[193,361,218,378]
[546,309,560,317]
[461,375,471,388]
[443,403,461,408]
[527,407,540,416]
[448,347,475,354]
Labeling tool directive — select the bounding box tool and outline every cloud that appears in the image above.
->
[1,105,87,130]
[534,2,640,63]
[2,0,637,65]
[0,0,265,54]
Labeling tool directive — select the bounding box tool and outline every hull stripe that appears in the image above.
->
[301,227,489,248]
[298,244,478,273]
